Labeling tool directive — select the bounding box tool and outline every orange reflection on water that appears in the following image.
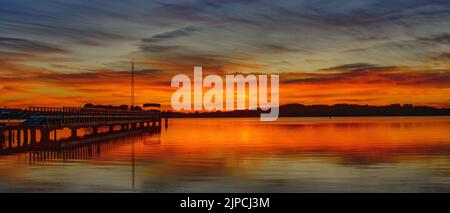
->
[0,117,449,192]
[159,117,450,158]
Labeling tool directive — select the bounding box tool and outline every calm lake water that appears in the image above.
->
[1,117,450,192]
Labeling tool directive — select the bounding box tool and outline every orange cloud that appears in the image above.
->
[1,58,450,110]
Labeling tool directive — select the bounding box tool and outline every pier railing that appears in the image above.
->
[22,106,162,126]
[28,106,159,117]
[28,106,159,115]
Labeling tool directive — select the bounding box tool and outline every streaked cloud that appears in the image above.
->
[0,0,449,108]
[418,33,450,44]
[0,37,67,54]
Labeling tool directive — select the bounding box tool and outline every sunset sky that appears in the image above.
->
[1,0,450,109]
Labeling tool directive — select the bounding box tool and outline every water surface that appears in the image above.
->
[1,117,450,192]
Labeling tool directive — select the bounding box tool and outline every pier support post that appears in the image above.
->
[23,128,28,146]
[0,129,4,147]
[109,125,114,133]
[30,128,36,144]
[71,128,77,139]
[165,117,168,129]
[53,129,57,142]
[17,128,21,147]
[42,128,50,143]
[92,127,98,136]
[8,128,13,148]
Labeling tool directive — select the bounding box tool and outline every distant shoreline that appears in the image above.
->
[163,103,450,118]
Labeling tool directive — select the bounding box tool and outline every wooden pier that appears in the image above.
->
[0,106,162,153]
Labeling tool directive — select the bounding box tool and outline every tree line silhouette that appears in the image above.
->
[161,103,450,118]
[82,103,450,117]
